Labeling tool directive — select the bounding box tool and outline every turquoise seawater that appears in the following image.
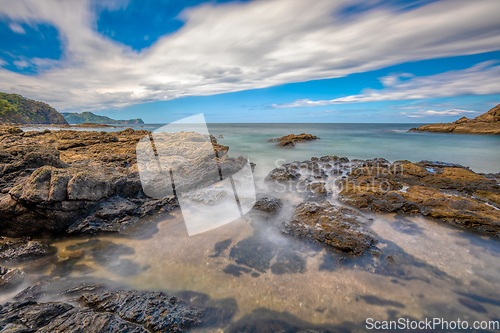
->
[26,123,500,174]
[208,123,500,175]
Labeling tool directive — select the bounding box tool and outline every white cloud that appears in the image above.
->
[379,73,414,87]
[308,109,341,115]
[400,108,479,118]
[390,102,455,110]
[274,61,500,108]
[8,22,25,34]
[0,0,500,110]
[13,60,30,69]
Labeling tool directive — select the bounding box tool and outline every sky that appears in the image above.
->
[0,0,499,123]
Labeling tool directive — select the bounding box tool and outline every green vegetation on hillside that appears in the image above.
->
[0,92,68,125]
[61,111,144,125]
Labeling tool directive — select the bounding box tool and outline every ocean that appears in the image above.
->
[24,123,500,176]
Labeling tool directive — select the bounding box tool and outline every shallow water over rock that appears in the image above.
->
[7,187,490,331]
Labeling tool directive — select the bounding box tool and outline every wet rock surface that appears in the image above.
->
[265,165,301,181]
[0,290,204,333]
[266,155,500,237]
[268,133,320,147]
[0,127,174,237]
[0,237,55,261]
[252,197,282,214]
[337,159,500,236]
[284,201,377,255]
[0,266,25,291]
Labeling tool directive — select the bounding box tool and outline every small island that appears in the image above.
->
[269,133,320,147]
[409,103,500,135]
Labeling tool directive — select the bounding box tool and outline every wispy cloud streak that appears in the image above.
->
[273,62,500,108]
[0,0,500,110]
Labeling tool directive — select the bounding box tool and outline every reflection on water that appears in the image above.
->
[23,183,497,330]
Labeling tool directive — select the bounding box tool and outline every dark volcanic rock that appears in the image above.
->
[0,301,74,331]
[0,237,55,261]
[1,290,204,332]
[284,201,377,255]
[0,266,25,291]
[39,307,150,332]
[81,290,203,332]
[268,133,320,147]
[253,198,282,214]
[265,166,301,182]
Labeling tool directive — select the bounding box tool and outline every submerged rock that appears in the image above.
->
[284,201,377,255]
[268,133,320,147]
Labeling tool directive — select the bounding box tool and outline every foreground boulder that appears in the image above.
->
[268,133,319,147]
[0,290,204,332]
[0,127,245,237]
[409,103,500,135]
[284,201,377,255]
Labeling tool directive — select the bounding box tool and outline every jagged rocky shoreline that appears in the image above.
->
[266,155,500,243]
[1,126,499,331]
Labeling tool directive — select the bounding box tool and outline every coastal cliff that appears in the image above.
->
[0,93,68,125]
[409,103,500,135]
[62,111,144,125]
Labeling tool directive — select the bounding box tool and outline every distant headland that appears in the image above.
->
[0,92,144,126]
[409,103,500,135]
[62,111,144,125]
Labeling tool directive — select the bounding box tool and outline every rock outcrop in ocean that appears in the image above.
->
[409,103,500,135]
[265,156,500,239]
[268,133,319,147]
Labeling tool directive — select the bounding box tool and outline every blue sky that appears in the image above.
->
[0,0,499,123]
